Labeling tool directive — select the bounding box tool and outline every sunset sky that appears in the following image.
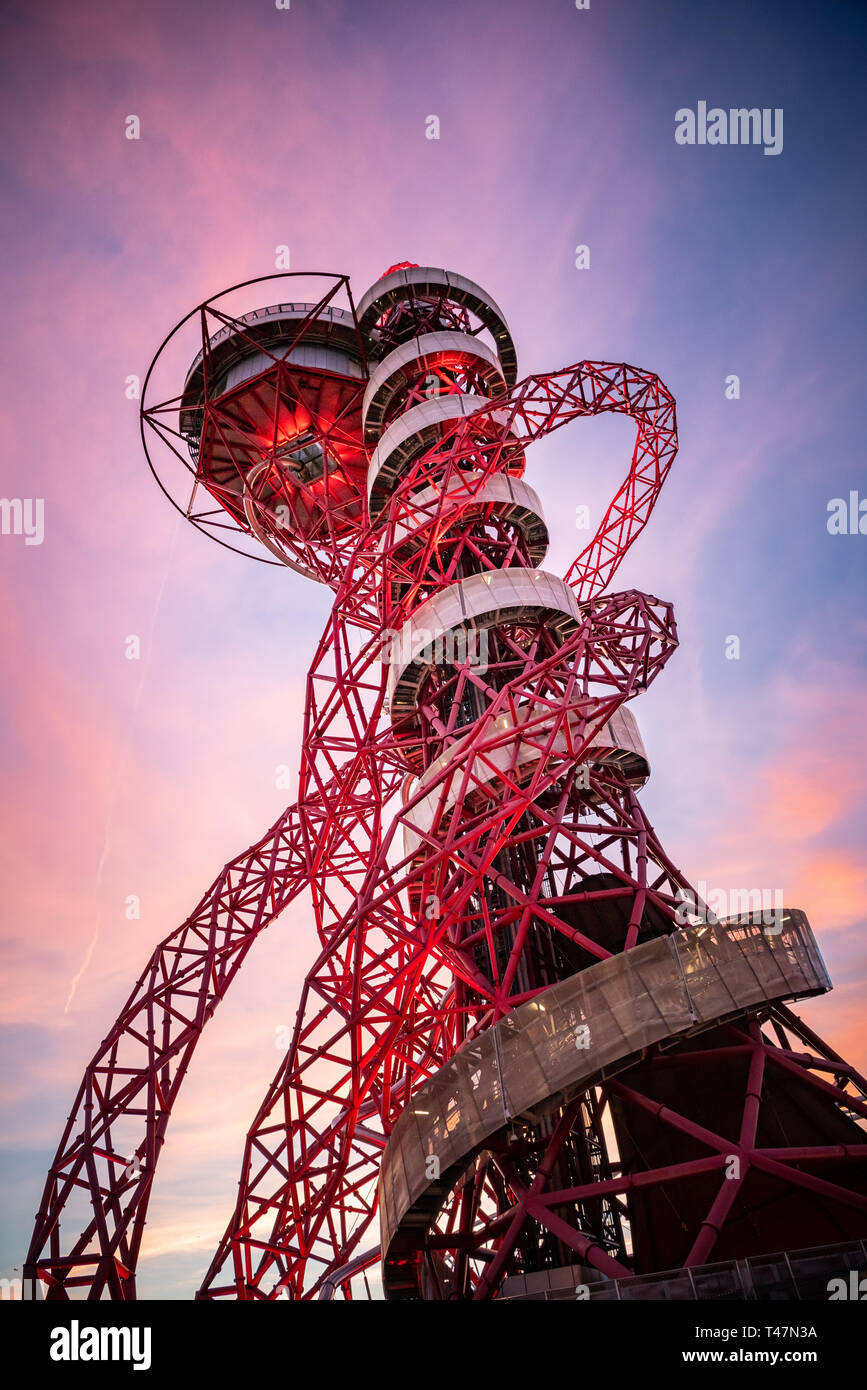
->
[1,0,864,1298]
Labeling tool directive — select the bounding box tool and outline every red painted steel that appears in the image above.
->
[24,266,867,1301]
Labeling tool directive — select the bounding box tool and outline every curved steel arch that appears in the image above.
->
[29,264,864,1304]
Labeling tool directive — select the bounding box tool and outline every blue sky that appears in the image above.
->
[0,0,864,1297]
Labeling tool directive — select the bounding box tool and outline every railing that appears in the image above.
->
[498,1238,867,1301]
[378,910,831,1262]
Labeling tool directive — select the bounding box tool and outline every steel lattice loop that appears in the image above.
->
[25,265,867,1303]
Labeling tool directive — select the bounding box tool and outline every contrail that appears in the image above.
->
[64,516,180,1013]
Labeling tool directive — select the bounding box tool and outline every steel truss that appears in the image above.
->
[26,266,866,1301]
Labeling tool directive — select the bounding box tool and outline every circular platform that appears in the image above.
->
[357,265,518,386]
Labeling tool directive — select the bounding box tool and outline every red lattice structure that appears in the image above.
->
[25,265,867,1302]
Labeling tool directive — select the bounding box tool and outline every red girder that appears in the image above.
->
[28,272,866,1303]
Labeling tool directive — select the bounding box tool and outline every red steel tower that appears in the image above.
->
[25,266,867,1301]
